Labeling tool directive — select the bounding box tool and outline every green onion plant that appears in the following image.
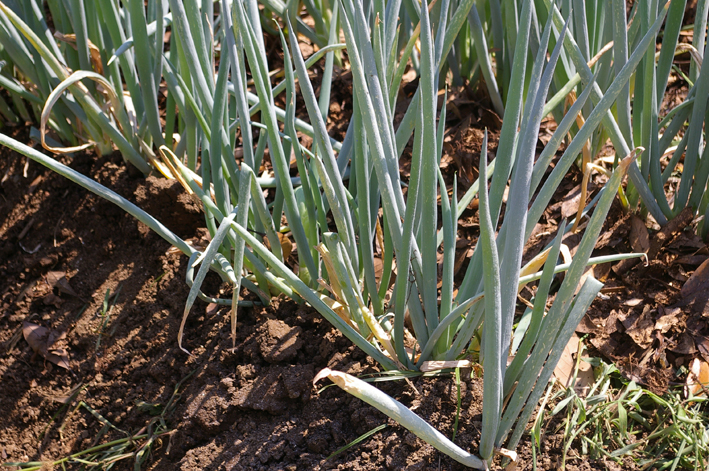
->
[620,0,709,239]
[0,0,665,467]
[528,0,709,241]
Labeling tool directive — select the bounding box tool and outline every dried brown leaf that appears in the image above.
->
[624,306,655,349]
[682,258,709,298]
[44,271,79,297]
[42,293,63,307]
[694,335,709,364]
[560,185,583,221]
[575,315,599,334]
[629,215,650,253]
[685,358,709,397]
[373,257,384,284]
[22,321,71,370]
[624,298,644,307]
[677,258,709,316]
[553,333,594,395]
[453,239,472,276]
[674,255,708,266]
[654,307,682,334]
[670,332,696,355]
[603,310,624,336]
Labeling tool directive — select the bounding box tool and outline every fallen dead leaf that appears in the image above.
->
[553,333,594,395]
[560,185,583,221]
[603,310,624,336]
[22,321,71,370]
[591,260,612,282]
[373,256,384,284]
[670,332,696,355]
[695,335,709,363]
[575,315,599,334]
[682,258,709,298]
[42,293,63,307]
[498,448,518,471]
[453,238,472,276]
[623,306,655,349]
[44,271,79,298]
[628,215,650,253]
[685,358,709,397]
[678,258,709,316]
[263,233,294,261]
[674,255,708,266]
[590,335,620,360]
[649,207,694,259]
[654,307,682,334]
[206,303,221,315]
[624,298,644,307]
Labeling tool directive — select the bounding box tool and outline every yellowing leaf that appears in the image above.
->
[278,233,293,260]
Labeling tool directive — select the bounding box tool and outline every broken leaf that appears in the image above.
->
[654,307,682,334]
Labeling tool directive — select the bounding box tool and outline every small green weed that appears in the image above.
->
[95,286,122,353]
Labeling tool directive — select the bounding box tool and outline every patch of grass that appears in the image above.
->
[535,358,709,470]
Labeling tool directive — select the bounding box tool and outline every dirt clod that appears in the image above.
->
[258,318,304,363]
